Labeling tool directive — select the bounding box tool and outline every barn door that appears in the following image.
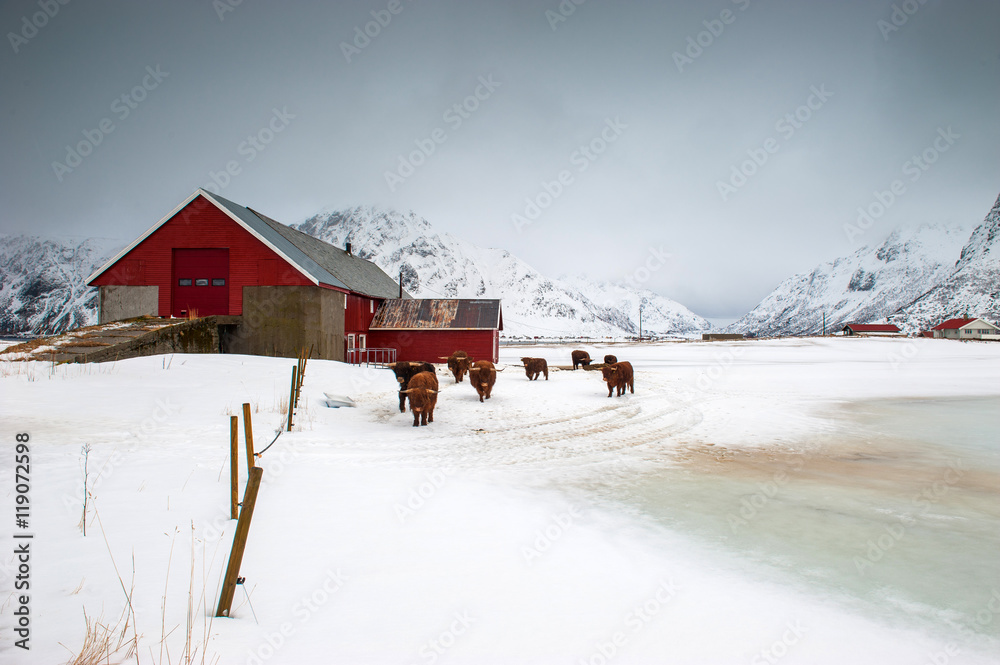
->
[172,248,230,317]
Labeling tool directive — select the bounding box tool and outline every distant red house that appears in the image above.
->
[368,299,503,363]
[842,323,902,336]
[87,189,503,362]
[930,318,999,340]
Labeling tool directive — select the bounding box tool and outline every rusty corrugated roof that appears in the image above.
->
[370,299,502,330]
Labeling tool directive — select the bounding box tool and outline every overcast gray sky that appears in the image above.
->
[2,0,998,320]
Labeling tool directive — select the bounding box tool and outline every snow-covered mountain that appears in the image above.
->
[890,193,1000,330]
[726,224,970,337]
[557,274,712,336]
[294,207,711,338]
[0,235,124,335]
[0,207,709,338]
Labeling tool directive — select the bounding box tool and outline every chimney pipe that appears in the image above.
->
[399,269,403,298]
[345,241,352,256]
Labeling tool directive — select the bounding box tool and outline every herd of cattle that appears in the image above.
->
[389,349,634,427]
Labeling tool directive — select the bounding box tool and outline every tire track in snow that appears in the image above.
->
[339,380,708,472]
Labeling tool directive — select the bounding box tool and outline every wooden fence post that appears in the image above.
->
[229,416,239,520]
[242,403,255,473]
[215,466,263,618]
[298,357,306,403]
[296,349,307,398]
[287,366,297,431]
[295,355,302,404]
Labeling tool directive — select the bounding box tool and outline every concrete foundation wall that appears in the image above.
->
[100,285,159,323]
[226,286,345,360]
[84,317,221,363]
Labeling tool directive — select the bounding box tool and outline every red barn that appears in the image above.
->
[368,298,503,363]
[841,323,902,336]
[87,189,408,361]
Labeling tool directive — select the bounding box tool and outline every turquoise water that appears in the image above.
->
[604,397,1000,644]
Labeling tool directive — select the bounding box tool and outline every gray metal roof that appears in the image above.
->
[206,191,407,299]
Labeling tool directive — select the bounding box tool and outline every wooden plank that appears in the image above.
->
[287,366,297,431]
[230,416,239,520]
[215,466,263,618]
[242,403,255,473]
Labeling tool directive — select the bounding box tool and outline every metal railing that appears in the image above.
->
[346,347,397,367]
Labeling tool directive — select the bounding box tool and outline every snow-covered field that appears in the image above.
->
[1,338,998,664]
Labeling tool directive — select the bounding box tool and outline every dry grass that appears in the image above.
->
[63,610,138,665]
[65,510,221,665]
[61,340,112,349]
[0,361,39,379]
[0,337,53,355]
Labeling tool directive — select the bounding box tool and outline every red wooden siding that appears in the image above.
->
[345,293,382,334]
[367,330,498,363]
[91,195,314,316]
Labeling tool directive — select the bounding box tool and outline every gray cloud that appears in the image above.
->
[2,0,998,319]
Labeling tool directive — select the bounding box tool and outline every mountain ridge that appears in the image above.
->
[0,206,711,338]
[725,223,971,336]
[293,206,711,337]
[889,192,1000,330]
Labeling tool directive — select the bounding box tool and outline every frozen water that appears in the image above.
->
[602,397,1000,645]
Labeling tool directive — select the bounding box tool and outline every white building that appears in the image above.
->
[930,317,1000,340]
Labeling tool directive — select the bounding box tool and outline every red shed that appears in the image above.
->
[368,299,503,363]
[86,189,407,361]
[842,323,902,336]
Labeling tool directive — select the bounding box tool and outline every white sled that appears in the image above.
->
[323,393,357,408]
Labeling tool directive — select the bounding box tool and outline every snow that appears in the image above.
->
[2,338,999,664]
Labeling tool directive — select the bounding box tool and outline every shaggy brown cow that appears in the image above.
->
[402,371,438,426]
[444,351,472,383]
[389,361,435,412]
[571,350,592,370]
[603,354,617,365]
[600,361,634,397]
[468,360,497,402]
[520,357,548,381]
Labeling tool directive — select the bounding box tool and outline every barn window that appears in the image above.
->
[178,278,192,286]
[370,300,374,313]
[212,278,226,286]
[195,279,209,286]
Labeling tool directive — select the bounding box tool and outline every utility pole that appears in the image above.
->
[639,301,643,341]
